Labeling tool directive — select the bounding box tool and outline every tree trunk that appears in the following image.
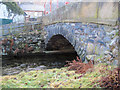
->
[12,14,16,20]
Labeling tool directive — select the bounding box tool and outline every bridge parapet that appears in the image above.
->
[38,2,118,26]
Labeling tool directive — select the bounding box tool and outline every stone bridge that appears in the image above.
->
[1,2,119,63]
[44,23,115,61]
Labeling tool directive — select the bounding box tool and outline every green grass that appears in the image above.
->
[1,63,116,88]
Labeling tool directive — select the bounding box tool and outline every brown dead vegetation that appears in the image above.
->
[65,57,94,74]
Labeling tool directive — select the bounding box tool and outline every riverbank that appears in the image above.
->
[1,63,119,88]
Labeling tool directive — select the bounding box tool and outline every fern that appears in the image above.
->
[65,56,93,74]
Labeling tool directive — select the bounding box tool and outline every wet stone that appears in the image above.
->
[20,64,27,68]
[35,65,46,70]
[32,39,38,44]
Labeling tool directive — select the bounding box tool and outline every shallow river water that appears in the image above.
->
[2,52,78,76]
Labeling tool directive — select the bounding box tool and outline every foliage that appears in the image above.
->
[65,57,93,74]
[116,31,119,36]
[96,68,120,89]
[1,1,24,17]
[1,63,118,88]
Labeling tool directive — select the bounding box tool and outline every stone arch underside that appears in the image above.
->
[45,34,75,51]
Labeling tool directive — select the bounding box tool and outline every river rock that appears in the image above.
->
[34,65,46,70]
[20,64,26,68]
[26,68,35,72]
[14,66,21,70]
[11,71,21,75]
[32,39,38,44]
[27,36,31,40]
[37,37,42,41]
[37,41,41,46]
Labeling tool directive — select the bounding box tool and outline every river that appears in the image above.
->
[2,51,78,76]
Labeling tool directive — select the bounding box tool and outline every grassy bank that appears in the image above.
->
[1,63,118,88]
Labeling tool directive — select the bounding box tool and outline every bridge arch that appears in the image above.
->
[44,23,86,61]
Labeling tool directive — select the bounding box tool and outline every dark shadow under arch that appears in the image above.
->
[45,34,76,52]
[45,34,79,65]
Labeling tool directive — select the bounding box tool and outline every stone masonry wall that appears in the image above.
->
[44,22,119,65]
[1,30,46,56]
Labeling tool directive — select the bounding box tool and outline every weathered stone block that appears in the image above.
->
[86,43,94,55]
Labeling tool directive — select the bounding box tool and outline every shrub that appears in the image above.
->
[65,57,93,74]
[96,68,120,89]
